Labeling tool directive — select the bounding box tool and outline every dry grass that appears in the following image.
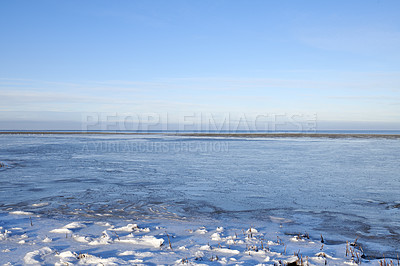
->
[345,238,364,265]
[379,254,400,266]
[166,232,173,250]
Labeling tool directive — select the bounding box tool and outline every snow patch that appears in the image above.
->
[9,211,33,215]
[88,230,112,245]
[31,202,49,207]
[118,235,164,248]
[24,247,53,264]
[110,223,138,232]
[42,237,52,243]
[62,222,87,229]
[290,236,306,242]
[0,229,11,240]
[199,245,211,251]
[195,227,208,234]
[118,250,136,256]
[214,247,240,255]
[246,228,258,234]
[50,228,72,234]
[72,234,91,243]
[211,232,222,241]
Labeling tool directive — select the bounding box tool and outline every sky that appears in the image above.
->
[0,0,399,131]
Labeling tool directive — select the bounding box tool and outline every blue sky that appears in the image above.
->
[0,0,399,130]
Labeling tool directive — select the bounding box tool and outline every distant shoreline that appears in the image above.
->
[1,131,400,139]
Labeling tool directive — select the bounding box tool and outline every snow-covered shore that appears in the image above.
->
[0,211,385,265]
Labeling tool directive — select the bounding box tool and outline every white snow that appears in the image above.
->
[214,247,240,254]
[118,250,136,256]
[246,227,258,234]
[31,202,49,207]
[195,227,208,234]
[42,236,52,243]
[0,211,389,265]
[315,252,337,260]
[290,236,306,242]
[55,250,75,259]
[95,221,111,227]
[23,247,53,264]
[87,230,112,245]
[0,230,10,240]
[49,228,73,234]
[9,211,33,215]
[211,232,222,241]
[62,222,87,229]
[72,234,91,243]
[199,245,211,251]
[109,223,138,232]
[118,235,164,248]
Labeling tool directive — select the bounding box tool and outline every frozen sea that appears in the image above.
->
[0,133,399,259]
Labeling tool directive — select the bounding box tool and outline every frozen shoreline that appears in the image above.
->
[1,134,399,264]
[0,211,388,265]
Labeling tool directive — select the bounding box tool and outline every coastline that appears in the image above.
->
[1,131,400,139]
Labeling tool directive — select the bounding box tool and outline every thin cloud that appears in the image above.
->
[298,26,400,54]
